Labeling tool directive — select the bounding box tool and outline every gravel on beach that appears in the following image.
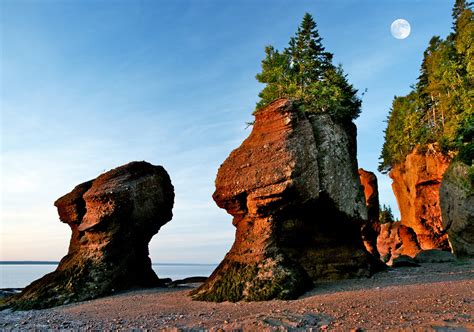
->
[0,260,473,331]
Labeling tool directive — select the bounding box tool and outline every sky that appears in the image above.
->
[0,0,454,263]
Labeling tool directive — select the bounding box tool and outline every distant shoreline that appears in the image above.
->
[0,261,217,266]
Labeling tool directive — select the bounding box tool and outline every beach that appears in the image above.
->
[1,259,472,331]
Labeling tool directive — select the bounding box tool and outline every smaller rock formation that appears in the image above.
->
[389,145,451,250]
[440,161,474,257]
[358,169,380,258]
[191,99,380,302]
[7,161,174,310]
[377,222,421,265]
[391,255,419,268]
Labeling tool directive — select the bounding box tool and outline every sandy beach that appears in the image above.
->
[1,260,473,331]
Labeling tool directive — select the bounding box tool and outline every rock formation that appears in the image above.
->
[440,161,474,257]
[377,222,421,265]
[7,161,174,310]
[391,255,419,268]
[414,249,456,263]
[191,99,381,302]
[389,145,451,250]
[358,169,380,258]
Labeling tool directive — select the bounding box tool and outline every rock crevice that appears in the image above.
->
[358,169,381,258]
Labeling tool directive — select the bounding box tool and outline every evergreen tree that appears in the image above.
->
[255,13,361,123]
[416,36,442,113]
[255,46,294,110]
[286,13,333,93]
[379,205,395,224]
[452,0,473,24]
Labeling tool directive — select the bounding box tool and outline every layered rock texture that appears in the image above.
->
[7,161,174,310]
[440,161,474,257]
[377,222,421,265]
[389,145,451,250]
[358,169,381,258]
[191,99,380,302]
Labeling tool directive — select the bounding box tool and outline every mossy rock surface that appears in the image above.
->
[191,258,311,302]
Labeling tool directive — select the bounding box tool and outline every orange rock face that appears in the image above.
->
[8,161,174,310]
[192,99,380,302]
[358,169,380,258]
[377,222,421,264]
[389,146,451,250]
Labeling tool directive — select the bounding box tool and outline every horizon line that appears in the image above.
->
[0,261,218,266]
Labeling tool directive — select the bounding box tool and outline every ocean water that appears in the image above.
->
[0,263,217,289]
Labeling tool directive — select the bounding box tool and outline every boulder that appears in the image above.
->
[389,145,451,250]
[391,255,419,268]
[440,161,474,257]
[377,221,421,265]
[358,169,381,258]
[6,161,174,310]
[414,249,456,263]
[191,99,380,302]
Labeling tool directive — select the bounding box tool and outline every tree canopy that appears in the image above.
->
[379,205,396,224]
[379,0,473,173]
[255,13,362,123]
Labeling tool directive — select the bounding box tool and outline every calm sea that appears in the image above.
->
[0,262,217,288]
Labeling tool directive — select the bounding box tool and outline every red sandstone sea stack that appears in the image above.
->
[6,161,174,310]
[191,99,381,302]
[377,221,422,265]
[389,145,451,250]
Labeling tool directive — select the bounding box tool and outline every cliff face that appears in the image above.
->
[440,161,474,257]
[389,145,451,250]
[358,169,381,258]
[192,99,379,302]
[8,161,174,310]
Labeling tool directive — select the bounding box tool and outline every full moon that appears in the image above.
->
[391,19,411,39]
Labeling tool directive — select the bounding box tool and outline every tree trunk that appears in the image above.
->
[440,92,445,127]
[431,94,437,128]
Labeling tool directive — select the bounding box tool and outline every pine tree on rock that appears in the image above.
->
[286,13,333,93]
[255,13,361,123]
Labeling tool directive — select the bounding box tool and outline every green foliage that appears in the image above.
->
[379,204,395,224]
[468,166,474,184]
[455,112,474,165]
[453,0,474,25]
[379,1,474,172]
[255,13,361,123]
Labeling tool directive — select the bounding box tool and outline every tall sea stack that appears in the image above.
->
[192,99,380,302]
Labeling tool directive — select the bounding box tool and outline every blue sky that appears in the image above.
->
[1,0,453,263]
